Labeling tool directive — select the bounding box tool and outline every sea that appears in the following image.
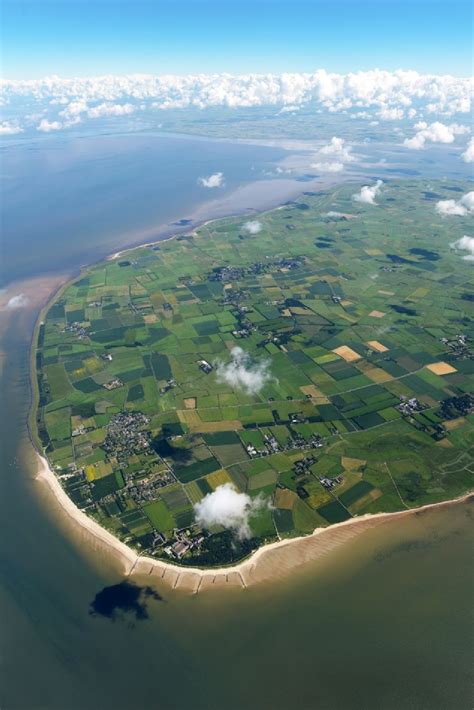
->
[0,129,472,709]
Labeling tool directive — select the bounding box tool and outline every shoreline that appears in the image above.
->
[35,451,473,594]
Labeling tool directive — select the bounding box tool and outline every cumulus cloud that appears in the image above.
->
[242,220,262,234]
[2,69,471,133]
[403,121,470,149]
[87,102,134,118]
[6,293,29,309]
[0,121,23,135]
[353,179,383,205]
[378,107,404,120]
[435,191,474,216]
[216,347,274,395]
[450,235,474,261]
[462,137,474,162]
[194,483,269,539]
[310,161,344,172]
[310,136,354,173]
[197,172,225,188]
[37,119,62,132]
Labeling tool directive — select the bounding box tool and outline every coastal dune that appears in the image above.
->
[35,453,472,594]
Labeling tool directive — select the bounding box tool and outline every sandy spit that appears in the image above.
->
[35,452,473,594]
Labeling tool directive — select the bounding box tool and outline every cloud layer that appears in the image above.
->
[403,121,469,149]
[193,483,268,539]
[1,69,472,134]
[216,347,273,395]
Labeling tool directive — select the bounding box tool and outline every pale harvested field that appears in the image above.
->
[332,345,361,362]
[426,361,457,375]
[367,340,389,352]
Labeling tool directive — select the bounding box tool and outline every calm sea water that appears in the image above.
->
[0,131,472,709]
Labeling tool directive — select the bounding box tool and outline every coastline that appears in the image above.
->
[35,451,473,594]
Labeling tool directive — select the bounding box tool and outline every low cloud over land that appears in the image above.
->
[353,180,383,205]
[215,347,274,395]
[435,191,474,217]
[193,483,268,539]
[451,235,474,261]
[242,220,262,234]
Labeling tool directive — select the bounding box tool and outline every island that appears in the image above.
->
[32,179,474,570]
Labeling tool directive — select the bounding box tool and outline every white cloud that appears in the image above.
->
[0,121,23,135]
[378,107,404,120]
[353,179,383,205]
[403,121,470,150]
[37,119,62,132]
[197,172,225,188]
[450,235,474,261]
[6,293,29,309]
[215,346,274,395]
[462,137,474,162]
[2,69,471,132]
[319,136,354,162]
[87,102,134,118]
[310,161,344,172]
[435,191,474,216]
[242,220,262,234]
[310,136,353,173]
[193,483,269,539]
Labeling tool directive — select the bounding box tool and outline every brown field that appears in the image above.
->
[367,340,389,353]
[183,397,196,409]
[365,367,393,383]
[342,457,367,471]
[444,417,466,431]
[426,361,457,375]
[369,310,386,318]
[350,488,383,513]
[178,409,243,433]
[378,290,395,296]
[332,345,361,362]
[300,384,330,401]
[274,487,298,509]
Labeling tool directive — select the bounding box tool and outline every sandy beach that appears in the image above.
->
[35,452,473,594]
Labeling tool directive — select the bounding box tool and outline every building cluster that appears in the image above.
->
[397,395,423,415]
[125,468,176,505]
[164,528,205,560]
[62,322,88,338]
[246,431,324,458]
[198,359,213,374]
[102,411,151,465]
[440,334,470,358]
[102,378,123,390]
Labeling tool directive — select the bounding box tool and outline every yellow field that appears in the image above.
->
[366,340,388,353]
[206,469,233,490]
[342,457,367,471]
[368,310,386,318]
[426,361,457,375]
[332,345,361,362]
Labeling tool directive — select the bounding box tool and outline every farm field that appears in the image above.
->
[34,179,474,566]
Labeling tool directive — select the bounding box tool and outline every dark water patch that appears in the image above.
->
[443,185,464,192]
[173,218,193,226]
[461,293,474,302]
[390,304,418,316]
[385,168,420,176]
[423,191,442,200]
[409,247,440,261]
[386,253,412,264]
[90,582,163,621]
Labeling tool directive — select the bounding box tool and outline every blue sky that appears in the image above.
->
[2,0,473,79]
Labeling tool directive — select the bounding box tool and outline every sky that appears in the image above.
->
[2,0,473,79]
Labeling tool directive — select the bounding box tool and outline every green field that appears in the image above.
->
[33,178,474,566]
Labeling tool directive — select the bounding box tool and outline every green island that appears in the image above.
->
[33,180,474,567]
